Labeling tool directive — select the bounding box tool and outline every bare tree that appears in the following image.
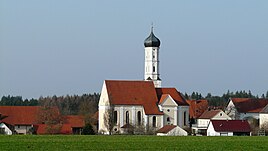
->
[37,106,63,134]
[103,106,115,135]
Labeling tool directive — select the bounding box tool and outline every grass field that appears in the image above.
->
[0,135,268,150]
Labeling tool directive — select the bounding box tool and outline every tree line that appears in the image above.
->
[1,90,268,114]
[184,90,268,107]
[0,93,100,116]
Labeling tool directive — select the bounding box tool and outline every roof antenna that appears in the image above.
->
[151,22,154,32]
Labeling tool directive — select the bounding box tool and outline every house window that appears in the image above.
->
[152,116,156,127]
[126,111,129,124]
[137,111,141,125]
[114,111,118,125]
[184,111,187,126]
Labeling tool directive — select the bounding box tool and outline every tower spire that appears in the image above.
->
[144,26,161,88]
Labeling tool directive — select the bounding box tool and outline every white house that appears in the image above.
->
[0,122,12,135]
[157,125,187,136]
[225,98,268,120]
[192,110,231,135]
[207,120,251,136]
[98,28,189,134]
[259,104,268,128]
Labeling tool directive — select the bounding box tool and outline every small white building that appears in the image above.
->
[207,120,251,136]
[192,110,231,135]
[0,122,12,135]
[259,104,268,128]
[157,125,187,136]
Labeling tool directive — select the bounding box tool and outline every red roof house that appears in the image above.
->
[207,120,251,136]
[186,100,208,119]
[225,98,268,120]
[156,125,188,136]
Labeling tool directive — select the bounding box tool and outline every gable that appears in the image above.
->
[156,88,188,106]
[99,81,110,106]
[159,94,178,106]
[212,111,231,120]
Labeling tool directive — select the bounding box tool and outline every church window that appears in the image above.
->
[167,117,170,122]
[167,109,170,112]
[153,66,155,72]
[152,116,156,127]
[183,111,187,126]
[114,111,118,125]
[126,111,129,124]
[137,111,141,125]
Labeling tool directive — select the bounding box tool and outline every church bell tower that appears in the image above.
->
[144,27,161,87]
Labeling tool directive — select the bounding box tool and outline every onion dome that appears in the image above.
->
[144,28,161,47]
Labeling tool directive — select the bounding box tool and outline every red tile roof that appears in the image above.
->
[186,100,208,118]
[156,88,188,106]
[157,125,176,134]
[198,110,222,119]
[211,120,251,132]
[64,115,85,128]
[231,98,268,113]
[0,106,41,125]
[35,124,72,135]
[105,80,163,115]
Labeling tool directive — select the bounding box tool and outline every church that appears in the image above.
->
[98,28,189,134]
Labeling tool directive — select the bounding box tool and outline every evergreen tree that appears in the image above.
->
[81,123,95,135]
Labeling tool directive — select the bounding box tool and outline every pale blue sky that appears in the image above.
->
[1,0,268,99]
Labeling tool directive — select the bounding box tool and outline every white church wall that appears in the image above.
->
[178,106,189,127]
[98,82,110,134]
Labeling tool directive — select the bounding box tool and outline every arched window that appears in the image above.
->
[126,111,129,124]
[113,111,117,125]
[153,66,155,72]
[152,116,156,127]
[167,117,170,122]
[184,111,187,126]
[137,111,141,125]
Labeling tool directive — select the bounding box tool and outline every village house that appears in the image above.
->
[156,125,187,136]
[207,120,251,136]
[98,28,189,134]
[0,106,85,135]
[191,109,231,135]
[225,98,268,120]
[186,99,208,125]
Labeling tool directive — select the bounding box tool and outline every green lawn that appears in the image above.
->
[0,135,267,151]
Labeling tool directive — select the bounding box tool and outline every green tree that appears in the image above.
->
[81,123,95,135]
